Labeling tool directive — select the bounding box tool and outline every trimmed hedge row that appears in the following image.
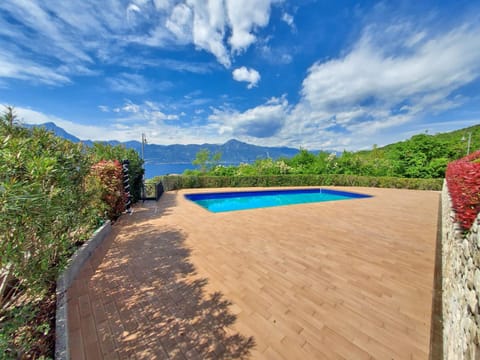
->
[161,174,443,192]
[446,150,480,230]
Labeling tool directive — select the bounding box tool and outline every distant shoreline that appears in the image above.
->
[144,162,243,178]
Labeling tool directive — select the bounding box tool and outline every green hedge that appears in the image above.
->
[160,174,443,191]
[0,123,100,357]
[0,109,144,357]
[144,181,157,198]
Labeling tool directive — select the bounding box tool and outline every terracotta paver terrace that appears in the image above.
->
[67,186,440,359]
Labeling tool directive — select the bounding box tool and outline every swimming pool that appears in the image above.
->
[184,188,372,213]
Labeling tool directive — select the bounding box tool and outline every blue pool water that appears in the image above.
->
[185,188,372,213]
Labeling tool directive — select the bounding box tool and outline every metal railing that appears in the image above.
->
[154,181,164,200]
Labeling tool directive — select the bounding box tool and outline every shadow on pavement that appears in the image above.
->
[85,196,255,359]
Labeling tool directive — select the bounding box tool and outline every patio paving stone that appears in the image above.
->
[68,187,439,359]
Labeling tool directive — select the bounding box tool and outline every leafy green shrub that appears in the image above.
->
[192,148,222,173]
[88,142,143,202]
[0,126,98,295]
[0,119,100,356]
[144,181,156,198]
[90,160,125,220]
[210,165,238,176]
[0,108,146,357]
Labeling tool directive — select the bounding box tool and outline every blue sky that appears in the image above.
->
[1,0,479,150]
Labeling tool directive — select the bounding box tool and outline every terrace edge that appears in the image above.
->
[55,221,112,360]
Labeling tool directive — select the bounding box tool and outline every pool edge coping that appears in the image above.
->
[183,187,373,213]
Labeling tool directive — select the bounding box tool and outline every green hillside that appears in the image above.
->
[355,124,480,178]
[195,124,480,179]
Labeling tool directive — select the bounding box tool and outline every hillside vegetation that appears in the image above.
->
[0,108,143,358]
[184,125,480,179]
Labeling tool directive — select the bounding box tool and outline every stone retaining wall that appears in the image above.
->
[442,181,480,359]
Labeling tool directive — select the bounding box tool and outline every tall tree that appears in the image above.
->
[193,149,222,173]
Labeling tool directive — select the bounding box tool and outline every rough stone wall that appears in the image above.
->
[442,181,480,359]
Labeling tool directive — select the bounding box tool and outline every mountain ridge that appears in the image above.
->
[29,122,310,163]
[30,122,480,166]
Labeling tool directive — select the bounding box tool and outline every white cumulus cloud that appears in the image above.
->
[225,0,276,53]
[301,24,480,113]
[209,96,288,138]
[281,12,295,30]
[187,0,230,67]
[206,18,480,150]
[232,66,261,89]
[166,3,193,44]
[286,20,480,149]
[0,0,280,84]
[14,105,224,145]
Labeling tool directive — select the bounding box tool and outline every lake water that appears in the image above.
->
[145,163,196,178]
[144,162,242,179]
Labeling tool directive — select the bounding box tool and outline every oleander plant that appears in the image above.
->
[0,107,142,358]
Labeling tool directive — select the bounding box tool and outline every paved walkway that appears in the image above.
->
[67,187,440,359]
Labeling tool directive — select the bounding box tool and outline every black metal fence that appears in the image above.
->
[154,181,164,200]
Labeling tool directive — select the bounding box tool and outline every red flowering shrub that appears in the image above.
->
[90,160,126,220]
[446,150,480,230]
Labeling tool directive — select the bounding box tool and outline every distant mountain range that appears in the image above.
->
[27,122,83,143]
[30,122,311,163]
